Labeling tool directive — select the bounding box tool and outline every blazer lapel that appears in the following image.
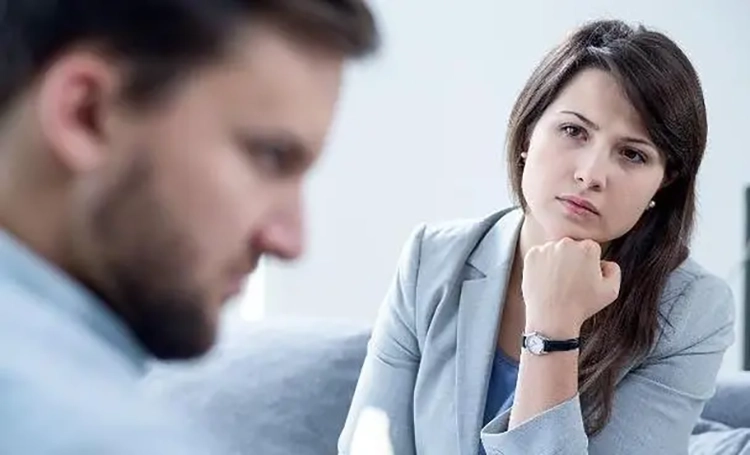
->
[455,208,522,455]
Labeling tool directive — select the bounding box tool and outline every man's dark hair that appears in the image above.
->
[0,0,380,112]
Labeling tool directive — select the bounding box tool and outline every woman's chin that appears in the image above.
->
[543,225,605,243]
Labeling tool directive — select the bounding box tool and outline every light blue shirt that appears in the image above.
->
[480,350,518,455]
[0,229,213,454]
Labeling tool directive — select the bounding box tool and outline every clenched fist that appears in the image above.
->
[522,238,621,338]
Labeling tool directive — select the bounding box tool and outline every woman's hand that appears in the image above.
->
[522,238,621,338]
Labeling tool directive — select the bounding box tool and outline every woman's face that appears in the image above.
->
[521,68,667,244]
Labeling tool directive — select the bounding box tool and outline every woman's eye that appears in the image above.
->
[622,148,647,164]
[561,124,585,139]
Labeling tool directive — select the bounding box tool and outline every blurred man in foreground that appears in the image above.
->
[0,1,379,453]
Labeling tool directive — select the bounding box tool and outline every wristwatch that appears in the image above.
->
[522,331,580,355]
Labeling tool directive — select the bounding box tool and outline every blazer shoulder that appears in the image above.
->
[392,217,486,286]
[653,258,735,356]
[402,215,492,294]
[417,209,514,265]
[419,217,492,256]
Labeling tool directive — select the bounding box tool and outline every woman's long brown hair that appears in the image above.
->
[506,20,707,434]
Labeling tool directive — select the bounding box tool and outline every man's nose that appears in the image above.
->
[255,201,305,261]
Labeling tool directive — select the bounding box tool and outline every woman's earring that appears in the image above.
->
[648,200,656,209]
[519,152,528,167]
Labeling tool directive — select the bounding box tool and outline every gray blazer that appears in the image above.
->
[338,208,735,455]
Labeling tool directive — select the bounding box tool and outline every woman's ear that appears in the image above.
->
[660,169,677,189]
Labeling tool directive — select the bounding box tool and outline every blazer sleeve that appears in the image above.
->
[480,274,736,455]
[337,225,426,455]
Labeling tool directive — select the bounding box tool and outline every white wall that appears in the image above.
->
[256,1,750,373]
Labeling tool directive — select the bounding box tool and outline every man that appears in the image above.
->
[0,1,379,453]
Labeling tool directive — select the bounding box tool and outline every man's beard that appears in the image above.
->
[72,152,218,360]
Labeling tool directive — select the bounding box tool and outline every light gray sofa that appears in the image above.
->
[144,319,750,454]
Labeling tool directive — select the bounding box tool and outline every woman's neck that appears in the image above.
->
[517,212,610,263]
[517,213,547,269]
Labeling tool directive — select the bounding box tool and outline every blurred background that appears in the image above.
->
[234,0,750,375]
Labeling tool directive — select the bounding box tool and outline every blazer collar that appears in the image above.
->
[466,207,524,276]
[455,207,524,455]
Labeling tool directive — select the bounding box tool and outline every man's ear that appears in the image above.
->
[36,50,120,173]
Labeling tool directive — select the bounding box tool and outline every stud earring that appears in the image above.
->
[520,152,528,160]
[648,200,656,209]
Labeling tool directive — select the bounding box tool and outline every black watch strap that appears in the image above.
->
[544,338,580,352]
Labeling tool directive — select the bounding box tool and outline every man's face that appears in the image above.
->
[44,25,344,359]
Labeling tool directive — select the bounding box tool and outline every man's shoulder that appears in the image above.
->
[0,281,134,377]
[0,348,212,454]
[0,284,213,454]
[1,388,205,453]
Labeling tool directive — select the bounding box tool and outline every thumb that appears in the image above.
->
[599,260,621,299]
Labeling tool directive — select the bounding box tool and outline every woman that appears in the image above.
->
[338,19,735,455]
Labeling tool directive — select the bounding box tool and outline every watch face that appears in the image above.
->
[527,334,545,355]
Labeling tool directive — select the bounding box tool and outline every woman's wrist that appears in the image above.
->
[524,313,582,339]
